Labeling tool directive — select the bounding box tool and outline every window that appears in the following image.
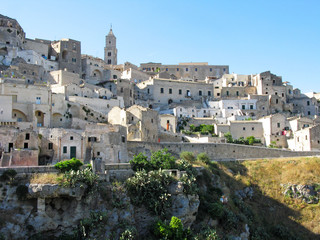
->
[277,123,280,128]
[25,133,30,140]
[307,101,310,106]
[167,120,170,124]
[250,105,253,110]
[265,92,268,94]
[210,68,212,72]
[243,127,246,130]
[108,52,111,56]
[122,136,126,143]
[166,68,168,71]
[305,135,308,140]
[63,146,67,153]
[120,87,123,93]
[177,68,179,71]
[160,88,164,93]
[24,143,28,149]
[208,91,211,96]
[186,68,188,71]
[276,99,279,104]
[38,112,41,116]
[169,88,172,94]
[48,143,53,150]
[72,58,76,62]
[199,90,202,96]
[275,92,278,95]
[242,105,245,110]
[252,127,255,130]
[97,152,100,156]
[113,75,117,79]
[147,89,150,94]
[151,119,153,123]
[217,93,220,96]
[226,91,229,96]
[179,89,182,95]
[236,91,239,96]
[204,110,206,113]
[108,59,111,64]
[308,111,311,115]
[70,136,73,140]
[282,93,284,97]
[195,68,198,72]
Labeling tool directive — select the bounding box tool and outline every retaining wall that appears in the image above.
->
[127,141,320,160]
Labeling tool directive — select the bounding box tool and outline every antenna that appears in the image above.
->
[110,23,112,30]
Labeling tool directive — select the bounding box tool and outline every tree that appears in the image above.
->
[224,132,233,143]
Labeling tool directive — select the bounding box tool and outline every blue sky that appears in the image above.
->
[2,0,320,93]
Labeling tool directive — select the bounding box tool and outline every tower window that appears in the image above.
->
[160,88,164,93]
[169,88,172,94]
[179,89,182,95]
[108,52,112,56]
[108,59,111,64]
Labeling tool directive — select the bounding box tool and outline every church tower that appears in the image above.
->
[104,27,117,65]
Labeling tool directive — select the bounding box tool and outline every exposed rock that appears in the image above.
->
[28,183,86,199]
[281,183,320,204]
[235,187,254,200]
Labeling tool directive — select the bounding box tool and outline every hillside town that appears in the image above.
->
[1,13,320,170]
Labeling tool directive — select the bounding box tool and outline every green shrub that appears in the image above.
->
[126,170,173,217]
[197,153,210,164]
[180,151,196,163]
[130,149,177,172]
[150,148,176,170]
[224,132,233,143]
[120,228,137,240]
[154,216,191,240]
[194,227,220,240]
[55,158,83,172]
[0,169,17,182]
[208,202,224,219]
[130,152,152,172]
[62,167,98,188]
[16,185,28,200]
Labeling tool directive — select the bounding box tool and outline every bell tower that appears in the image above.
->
[104,27,117,65]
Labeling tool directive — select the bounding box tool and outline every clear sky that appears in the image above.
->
[2,0,320,93]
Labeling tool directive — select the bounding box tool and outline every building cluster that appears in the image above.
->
[0,14,319,168]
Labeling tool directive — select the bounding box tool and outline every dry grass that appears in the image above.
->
[30,173,64,184]
[217,156,320,235]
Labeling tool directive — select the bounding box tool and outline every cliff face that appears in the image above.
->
[0,181,199,239]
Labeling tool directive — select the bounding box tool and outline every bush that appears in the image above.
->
[16,185,28,200]
[0,169,17,182]
[62,167,98,188]
[129,149,177,172]
[126,170,173,216]
[180,151,196,163]
[130,152,152,172]
[197,153,210,164]
[224,132,233,143]
[154,216,191,240]
[55,158,83,172]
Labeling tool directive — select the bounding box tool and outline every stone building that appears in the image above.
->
[136,78,213,108]
[0,14,25,49]
[81,54,107,84]
[104,28,117,65]
[160,114,177,133]
[50,39,82,75]
[108,105,159,142]
[287,124,320,151]
[139,62,229,80]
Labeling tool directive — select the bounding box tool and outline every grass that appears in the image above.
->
[217,156,320,236]
[30,173,64,184]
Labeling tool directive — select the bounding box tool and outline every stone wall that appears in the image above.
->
[127,141,320,160]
